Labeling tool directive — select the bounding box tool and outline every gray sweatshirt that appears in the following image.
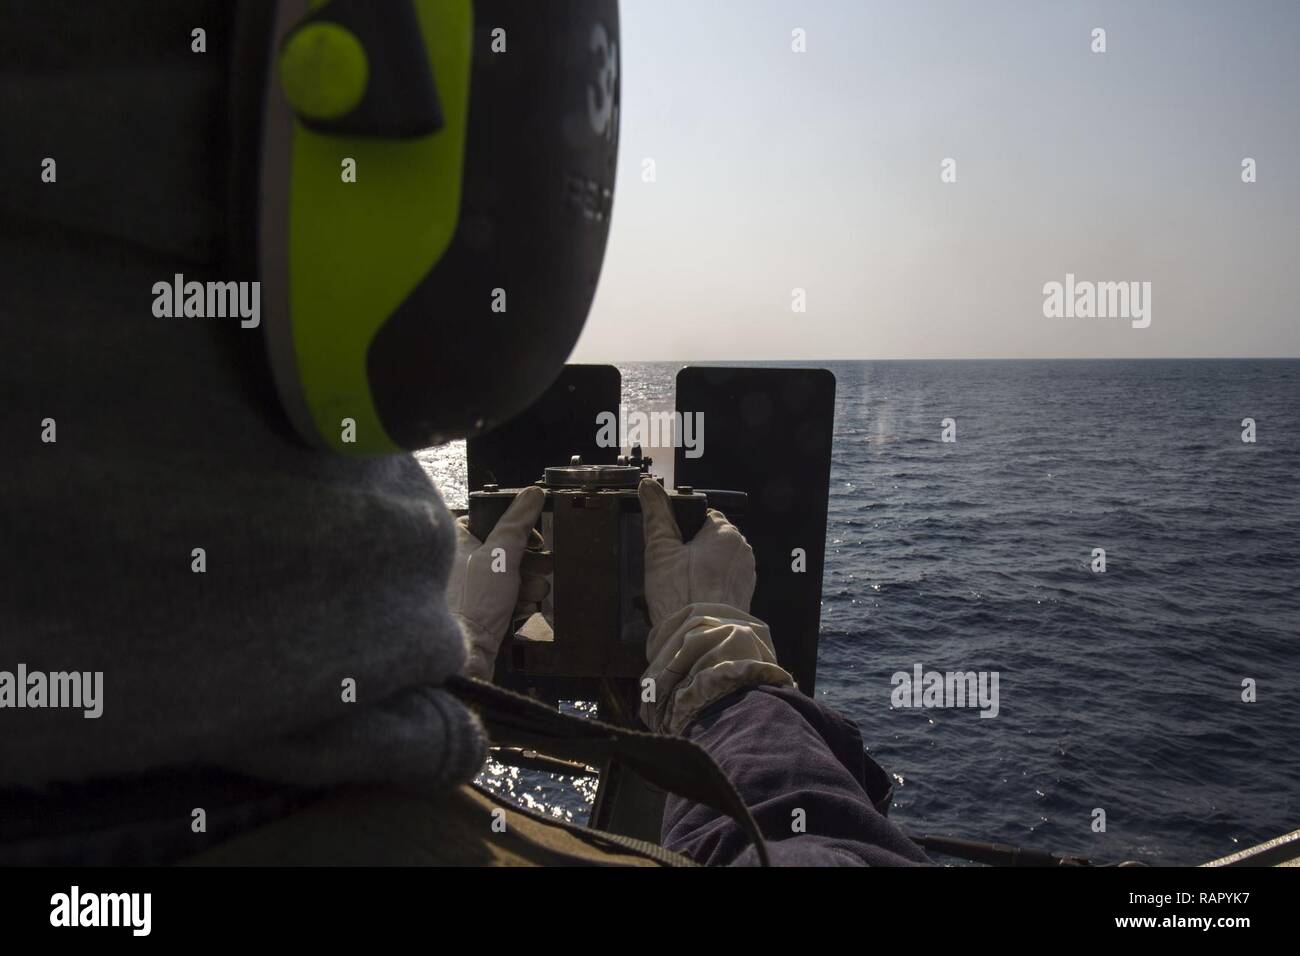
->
[0,1,486,793]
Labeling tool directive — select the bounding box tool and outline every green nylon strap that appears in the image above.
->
[470,782,697,867]
[446,675,774,867]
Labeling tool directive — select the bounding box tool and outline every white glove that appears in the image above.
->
[637,478,794,733]
[638,477,756,625]
[447,486,547,681]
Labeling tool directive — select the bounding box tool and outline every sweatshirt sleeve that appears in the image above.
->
[661,684,932,866]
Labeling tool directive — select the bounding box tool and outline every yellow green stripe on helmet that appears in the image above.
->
[283,0,473,455]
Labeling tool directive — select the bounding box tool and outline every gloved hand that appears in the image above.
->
[638,478,793,734]
[638,477,756,625]
[447,486,547,681]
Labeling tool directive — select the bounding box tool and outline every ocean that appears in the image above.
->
[419,359,1300,865]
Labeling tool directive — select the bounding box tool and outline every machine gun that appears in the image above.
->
[464,363,836,839]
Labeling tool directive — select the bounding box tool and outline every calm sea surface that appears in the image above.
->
[420,359,1300,864]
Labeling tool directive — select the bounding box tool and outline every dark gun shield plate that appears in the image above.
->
[674,366,837,694]
[467,364,621,490]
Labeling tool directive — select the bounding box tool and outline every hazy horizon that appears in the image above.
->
[571,0,1300,363]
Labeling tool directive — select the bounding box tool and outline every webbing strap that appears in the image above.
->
[447,675,772,867]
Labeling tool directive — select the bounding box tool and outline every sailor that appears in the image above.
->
[1,0,927,867]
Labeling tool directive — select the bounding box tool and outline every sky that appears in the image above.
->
[570,0,1300,361]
